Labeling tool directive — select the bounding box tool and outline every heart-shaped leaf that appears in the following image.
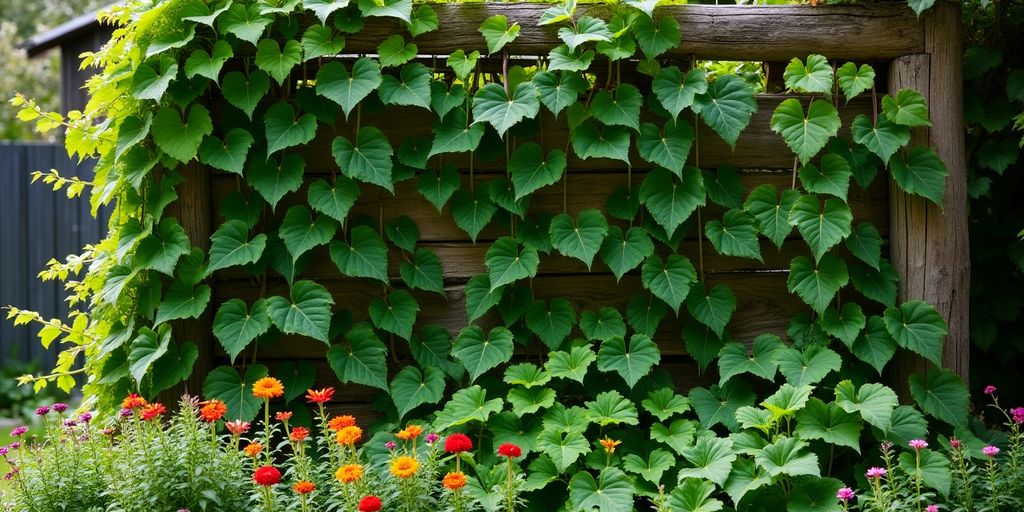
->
[390,365,445,420]
[430,82,466,119]
[198,128,254,175]
[787,255,849,314]
[717,334,784,386]
[155,280,211,326]
[754,437,820,478]
[429,108,486,157]
[417,164,461,212]
[132,57,178,101]
[744,184,800,250]
[451,188,497,242]
[332,126,394,191]
[327,323,389,391]
[549,209,608,268]
[653,66,708,120]
[641,254,697,313]
[357,0,411,22]
[597,334,660,389]
[264,102,318,156]
[307,177,360,224]
[890,146,949,207]
[479,15,520,55]
[185,39,233,80]
[218,4,272,45]
[558,16,611,51]
[508,143,567,200]
[820,302,866,346]
[579,307,627,342]
[851,115,910,163]
[678,437,738,486]
[788,194,853,262]
[639,167,706,238]
[883,88,931,127]
[633,15,679,59]
[378,62,432,109]
[465,274,502,323]
[705,209,763,262]
[377,34,416,67]
[453,326,515,382]
[637,119,694,176]
[548,44,595,72]
[526,298,577,350]
[369,289,419,340]
[329,225,389,283]
[213,298,271,363]
[433,385,504,430]
[783,54,834,94]
[129,325,171,384]
[845,222,882,270]
[770,98,841,164]
[400,248,444,294]
[202,364,269,422]
[255,38,302,85]
[316,58,383,117]
[473,82,539,137]
[248,153,305,210]
[599,225,655,281]
[266,280,334,343]
[799,153,852,201]
[303,0,350,23]
[406,5,439,37]
[850,316,898,374]
[776,345,842,387]
[136,218,191,275]
[689,380,755,431]
[884,300,948,367]
[837,62,876,102]
[686,282,737,338]
[850,259,899,307]
[589,84,643,131]
[152,105,213,162]
[447,49,480,82]
[835,380,898,431]
[909,367,968,427]
[693,75,757,148]
[534,70,588,117]
[278,205,337,261]
[486,236,539,290]
[221,70,271,119]
[571,120,631,163]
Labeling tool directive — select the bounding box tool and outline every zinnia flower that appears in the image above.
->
[225,420,250,436]
[328,415,356,431]
[79,412,92,423]
[443,471,467,490]
[275,411,293,422]
[983,445,1000,457]
[10,427,27,437]
[140,403,166,421]
[396,424,424,440]
[444,433,473,453]
[425,433,439,444]
[909,439,928,450]
[35,406,49,416]
[252,377,284,399]
[1011,407,1024,424]
[336,425,363,445]
[984,385,997,395]
[119,408,132,418]
[926,506,938,512]
[865,467,887,479]
[599,437,621,454]
[390,456,419,478]
[199,400,227,423]
[253,465,281,487]
[836,487,855,502]
[358,496,382,512]
[293,481,315,494]
[385,440,397,450]
[52,403,68,413]
[497,443,522,458]
[290,426,309,443]
[244,442,264,457]
[336,464,363,483]
[306,387,335,404]
[121,394,147,410]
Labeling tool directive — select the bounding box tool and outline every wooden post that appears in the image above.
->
[888,0,970,391]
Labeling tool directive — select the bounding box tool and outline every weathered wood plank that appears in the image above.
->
[332,3,924,62]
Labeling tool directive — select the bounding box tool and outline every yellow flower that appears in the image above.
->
[599,437,621,454]
[243,442,263,458]
[328,415,356,431]
[252,377,284,399]
[335,464,363,484]
[390,456,420,479]
[396,424,424,440]
[335,425,363,446]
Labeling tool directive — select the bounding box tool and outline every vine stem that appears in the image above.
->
[791,156,799,189]
[694,108,705,283]
[871,83,878,125]
[502,49,510,95]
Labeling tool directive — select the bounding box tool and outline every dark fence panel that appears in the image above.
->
[0,142,109,370]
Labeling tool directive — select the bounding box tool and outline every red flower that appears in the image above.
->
[497,443,522,458]
[275,411,293,422]
[198,400,227,423]
[444,433,474,453]
[140,403,166,421]
[306,387,335,404]
[290,426,309,443]
[253,465,281,487]
[358,495,382,512]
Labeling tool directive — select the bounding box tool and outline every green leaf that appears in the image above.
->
[789,194,853,262]
[884,300,947,366]
[132,58,178,101]
[755,437,820,478]
[472,83,539,137]
[464,274,502,322]
[880,405,930,448]
[558,16,611,51]
[546,345,596,383]
[668,478,724,512]
[599,226,655,282]
[684,322,725,373]
[332,127,394,191]
[431,82,466,119]
[247,153,305,210]
[149,341,199,395]
[204,220,267,276]
[627,293,668,336]
[536,429,589,471]
[788,476,845,512]
[450,188,497,242]
[642,388,691,421]
[890,146,949,207]
[744,184,800,250]
[526,298,577,350]
[799,153,852,201]
[433,385,503,430]
[447,49,480,82]
[218,4,272,45]
[155,280,211,326]
[899,450,952,500]
[418,164,460,212]
[776,345,842,387]
[136,218,191,275]
[641,254,697,314]
[400,248,444,294]
[276,360,316,403]
[307,177,360,224]
[181,0,233,26]
[717,334,783,386]
[623,449,675,485]
[377,34,416,67]
[571,121,631,163]
[783,55,834,94]
[202,364,268,422]
[723,458,772,508]
[589,84,643,131]
[504,363,551,388]
[771,99,841,164]
[908,0,937,15]
[478,15,520,55]
[198,128,254,175]
[836,62,875,101]
[597,334,661,388]
[263,102,317,156]
[383,215,418,253]
[453,326,514,382]
[255,39,302,85]
[835,380,898,431]
[429,108,486,157]
[820,302,866,346]
[640,167,705,238]
[152,105,213,162]
[549,209,608,269]
[579,307,627,342]
[185,40,233,80]
[538,0,576,25]
[329,225,389,284]
[761,383,813,420]
[850,316,898,374]
[845,222,882,270]
[685,282,736,338]
[851,115,910,163]
[678,437,737,486]
[378,62,432,109]
[548,45,595,72]
[213,299,271,363]
[279,206,337,261]
[850,259,898,307]
[586,389,639,426]
[508,143,567,200]
[882,88,931,127]
[693,75,757,148]
[266,280,334,343]
[357,0,411,22]
[221,70,271,119]
[632,15,679,59]
[390,365,444,420]
[129,326,171,384]
[909,367,968,427]
[653,67,708,121]
[795,398,862,452]
[316,58,383,117]
[493,414,544,459]
[637,119,694,176]
[706,209,763,262]
[570,468,634,512]
[327,323,389,391]
[369,289,419,340]
[303,0,350,23]
[652,419,698,455]
[533,70,588,117]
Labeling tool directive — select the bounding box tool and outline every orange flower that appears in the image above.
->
[252,377,284,399]
[140,403,166,421]
[336,425,363,445]
[390,456,419,479]
[121,393,147,410]
[599,437,622,454]
[396,424,424,440]
[275,411,293,422]
[335,464,363,484]
[306,387,335,404]
[293,481,316,494]
[199,400,227,423]
[290,426,309,443]
[244,442,264,457]
[442,471,467,490]
[328,415,356,431]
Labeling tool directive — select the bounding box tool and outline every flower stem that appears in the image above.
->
[505,457,515,512]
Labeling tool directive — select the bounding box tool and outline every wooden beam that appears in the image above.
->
[888,0,970,389]
[336,2,924,61]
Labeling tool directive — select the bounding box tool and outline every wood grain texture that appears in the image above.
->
[888,0,970,389]
[329,3,924,61]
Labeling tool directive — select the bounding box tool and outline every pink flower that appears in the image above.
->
[984,385,997,395]
[866,467,887,479]
[385,440,396,450]
[1011,407,1024,424]
[926,505,939,512]
[425,432,439,444]
[909,439,929,450]
[948,438,962,449]
[983,445,1000,457]
[836,487,855,502]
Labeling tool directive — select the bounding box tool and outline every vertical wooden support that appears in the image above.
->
[888,0,970,390]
